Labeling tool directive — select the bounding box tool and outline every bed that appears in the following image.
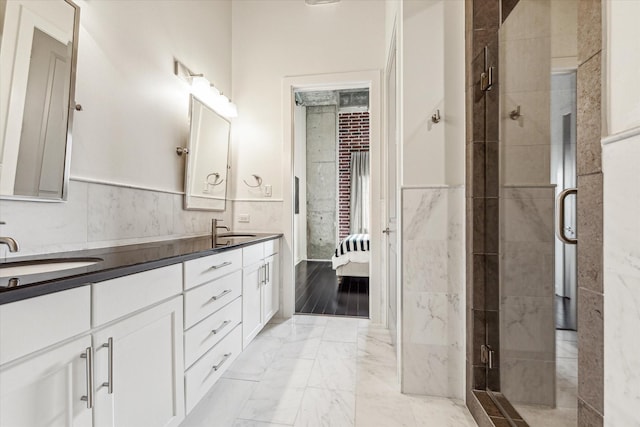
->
[331,234,370,281]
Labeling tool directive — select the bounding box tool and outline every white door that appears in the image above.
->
[263,254,279,322]
[93,297,184,427]
[385,42,399,347]
[0,335,93,427]
[242,261,264,348]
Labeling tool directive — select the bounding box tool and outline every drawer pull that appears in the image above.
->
[210,289,232,301]
[102,337,114,394]
[212,352,232,372]
[80,347,94,409]
[212,320,232,335]
[210,261,232,270]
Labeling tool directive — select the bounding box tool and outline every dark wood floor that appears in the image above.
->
[295,260,369,318]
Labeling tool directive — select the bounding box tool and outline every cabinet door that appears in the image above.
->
[93,297,184,427]
[263,253,279,323]
[242,261,263,348]
[0,335,93,427]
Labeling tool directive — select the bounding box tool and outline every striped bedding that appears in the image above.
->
[332,234,370,270]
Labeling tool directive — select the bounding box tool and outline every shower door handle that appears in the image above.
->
[556,188,577,245]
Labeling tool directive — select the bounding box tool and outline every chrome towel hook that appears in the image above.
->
[509,105,522,120]
[243,174,262,188]
[431,109,441,124]
[206,173,224,186]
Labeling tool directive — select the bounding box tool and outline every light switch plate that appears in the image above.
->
[238,214,250,223]
[264,185,272,197]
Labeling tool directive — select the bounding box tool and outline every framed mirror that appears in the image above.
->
[0,0,80,201]
[184,95,230,211]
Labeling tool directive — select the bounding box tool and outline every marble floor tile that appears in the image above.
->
[409,395,477,427]
[293,387,355,427]
[292,314,329,326]
[180,378,256,427]
[322,326,358,343]
[316,340,358,360]
[238,383,306,425]
[277,337,322,360]
[355,392,417,427]
[556,338,578,358]
[223,336,283,381]
[260,358,314,389]
[308,356,357,391]
[182,316,477,427]
[234,420,292,427]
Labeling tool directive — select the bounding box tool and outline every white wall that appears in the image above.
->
[72,0,232,192]
[402,0,445,186]
[230,0,385,204]
[0,0,233,257]
[606,0,640,134]
[603,1,640,425]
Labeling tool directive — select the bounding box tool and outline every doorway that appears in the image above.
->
[280,70,383,324]
[293,89,371,318]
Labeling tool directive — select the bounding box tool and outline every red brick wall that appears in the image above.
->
[338,111,370,240]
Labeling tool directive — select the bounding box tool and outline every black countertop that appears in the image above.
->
[0,233,282,305]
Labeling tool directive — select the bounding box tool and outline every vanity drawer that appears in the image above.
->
[0,287,91,365]
[92,264,182,327]
[184,249,242,290]
[184,270,242,329]
[185,324,242,413]
[264,239,279,257]
[184,296,242,368]
[242,243,264,267]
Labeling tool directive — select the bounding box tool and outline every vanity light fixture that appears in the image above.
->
[174,59,238,118]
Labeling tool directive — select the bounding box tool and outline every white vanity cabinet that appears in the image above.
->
[0,287,93,427]
[242,240,280,348]
[92,296,184,427]
[182,249,243,413]
[90,264,185,427]
[0,334,94,427]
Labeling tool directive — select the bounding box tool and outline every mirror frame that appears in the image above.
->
[183,94,231,211]
[0,0,80,203]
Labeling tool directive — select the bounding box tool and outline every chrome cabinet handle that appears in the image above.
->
[212,320,231,335]
[556,188,578,245]
[210,261,232,270]
[102,338,113,394]
[212,352,232,371]
[211,289,232,301]
[266,262,270,284]
[80,347,94,409]
[258,265,264,286]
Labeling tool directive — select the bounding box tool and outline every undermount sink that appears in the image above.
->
[217,233,257,238]
[0,257,103,278]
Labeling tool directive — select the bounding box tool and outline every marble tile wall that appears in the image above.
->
[401,186,465,399]
[603,132,640,427]
[230,200,284,234]
[0,179,229,257]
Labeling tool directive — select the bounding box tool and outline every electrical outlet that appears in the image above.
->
[264,184,272,197]
[239,214,250,223]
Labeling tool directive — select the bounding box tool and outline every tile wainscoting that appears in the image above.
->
[0,178,228,257]
[401,186,465,399]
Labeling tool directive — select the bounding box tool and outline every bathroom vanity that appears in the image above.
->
[0,233,281,427]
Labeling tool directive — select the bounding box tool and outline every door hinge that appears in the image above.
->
[481,344,496,369]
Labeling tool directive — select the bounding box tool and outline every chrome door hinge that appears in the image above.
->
[481,344,496,369]
[480,46,495,92]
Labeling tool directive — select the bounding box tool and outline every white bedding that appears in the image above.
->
[332,250,369,270]
[331,234,371,274]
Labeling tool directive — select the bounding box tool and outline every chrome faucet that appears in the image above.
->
[0,222,19,252]
[212,218,229,240]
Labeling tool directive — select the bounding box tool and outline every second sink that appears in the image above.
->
[0,257,103,278]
